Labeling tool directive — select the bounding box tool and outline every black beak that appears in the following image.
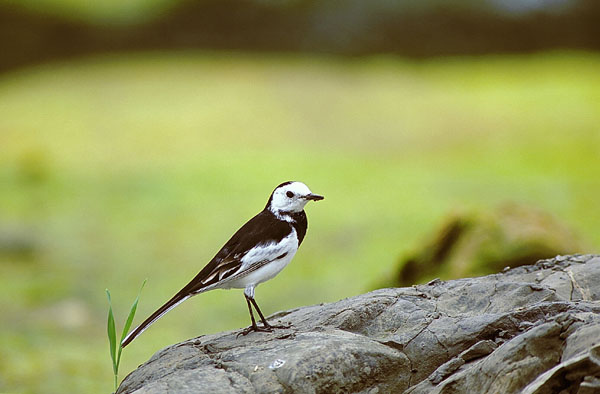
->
[305,193,324,201]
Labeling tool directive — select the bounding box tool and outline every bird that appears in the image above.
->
[121,181,323,347]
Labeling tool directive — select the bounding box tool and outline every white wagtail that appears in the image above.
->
[121,181,323,347]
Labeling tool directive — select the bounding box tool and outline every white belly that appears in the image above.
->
[222,229,299,290]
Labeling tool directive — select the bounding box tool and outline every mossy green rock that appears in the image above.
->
[384,203,583,287]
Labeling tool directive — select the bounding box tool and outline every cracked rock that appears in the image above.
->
[117,254,600,394]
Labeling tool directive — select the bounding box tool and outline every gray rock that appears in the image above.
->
[117,254,600,394]
[458,340,497,362]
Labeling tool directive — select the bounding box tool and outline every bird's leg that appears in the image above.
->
[249,297,290,330]
[246,296,259,330]
[238,295,275,337]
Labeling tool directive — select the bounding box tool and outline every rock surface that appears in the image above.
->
[117,254,600,394]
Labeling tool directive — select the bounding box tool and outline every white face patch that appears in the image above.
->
[269,182,314,213]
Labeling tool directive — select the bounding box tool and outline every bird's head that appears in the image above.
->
[267,181,324,214]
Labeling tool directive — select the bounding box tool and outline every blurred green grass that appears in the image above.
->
[0,51,599,393]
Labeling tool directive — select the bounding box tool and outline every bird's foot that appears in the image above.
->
[236,321,291,337]
[237,324,272,337]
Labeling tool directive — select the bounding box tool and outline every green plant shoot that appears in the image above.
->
[106,279,147,392]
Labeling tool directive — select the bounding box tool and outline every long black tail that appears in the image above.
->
[121,292,191,348]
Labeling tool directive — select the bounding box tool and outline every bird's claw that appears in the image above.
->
[237,325,272,337]
[236,321,291,337]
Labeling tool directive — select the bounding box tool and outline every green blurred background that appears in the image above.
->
[0,0,599,392]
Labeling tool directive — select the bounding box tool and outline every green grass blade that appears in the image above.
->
[120,278,147,343]
[106,289,117,375]
[115,278,147,375]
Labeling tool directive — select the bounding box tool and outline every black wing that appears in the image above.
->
[121,209,292,347]
[182,209,293,292]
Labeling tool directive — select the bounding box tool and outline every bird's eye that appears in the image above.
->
[286,191,294,198]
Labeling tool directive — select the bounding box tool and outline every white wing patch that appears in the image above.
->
[218,265,239,281]
[200,254,243,285]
